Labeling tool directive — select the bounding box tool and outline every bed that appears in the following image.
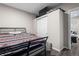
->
[0,27,48,56]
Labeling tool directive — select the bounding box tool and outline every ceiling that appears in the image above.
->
[4,3,60,15]
[71,9,79,18]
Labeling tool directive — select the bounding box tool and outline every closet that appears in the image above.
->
[36,15,48,37]
[35,9,69,52]
[47,9,69,51]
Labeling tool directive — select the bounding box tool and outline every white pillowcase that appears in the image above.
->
[9,31,22,35]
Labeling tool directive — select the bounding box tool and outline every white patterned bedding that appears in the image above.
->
[0,33,40,48]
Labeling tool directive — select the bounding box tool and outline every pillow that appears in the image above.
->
[9,31,22,35]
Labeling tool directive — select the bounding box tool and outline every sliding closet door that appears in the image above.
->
[37,16,47,37]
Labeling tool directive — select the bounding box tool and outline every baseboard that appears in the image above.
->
[52,47,61,52]
[52,47,64,52]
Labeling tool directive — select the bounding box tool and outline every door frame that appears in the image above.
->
[67,7,79,49]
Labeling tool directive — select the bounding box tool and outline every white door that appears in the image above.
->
[37,16,47,37]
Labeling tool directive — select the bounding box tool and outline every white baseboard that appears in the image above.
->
[52,47,61,52]
[52,47,64,52]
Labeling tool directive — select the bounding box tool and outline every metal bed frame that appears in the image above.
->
[27,36,48,56]
[0,27,48,56]
[0,36,48,56]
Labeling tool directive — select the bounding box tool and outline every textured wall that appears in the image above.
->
[0,4,35,33]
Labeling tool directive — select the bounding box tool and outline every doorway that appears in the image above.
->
[69,7,79,52]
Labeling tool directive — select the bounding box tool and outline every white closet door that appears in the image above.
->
[37,16,47,37]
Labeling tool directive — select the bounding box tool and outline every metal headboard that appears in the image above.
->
[0,27,26,33]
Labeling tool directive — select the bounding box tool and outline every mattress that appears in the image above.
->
[0,33,41,48]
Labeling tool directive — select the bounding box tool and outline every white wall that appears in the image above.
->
[0,4,35,33]
[32,19,37,34]
[63,13,69,49]
[59,10,64,50]
[71,16,79,36]
[71,17,78,32]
